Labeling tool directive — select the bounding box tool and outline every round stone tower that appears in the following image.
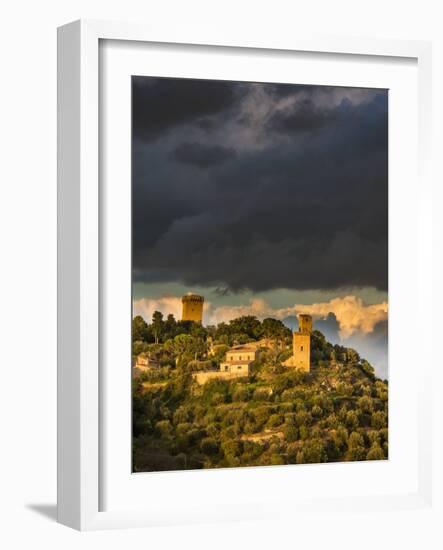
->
[181,294,204,323]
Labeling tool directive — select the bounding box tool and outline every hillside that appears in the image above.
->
[132,314,388,472]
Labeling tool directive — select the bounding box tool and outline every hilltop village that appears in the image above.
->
[134,294,313,382]
[132,294,388,472]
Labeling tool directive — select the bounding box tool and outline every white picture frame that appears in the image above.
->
[57,19,434,531]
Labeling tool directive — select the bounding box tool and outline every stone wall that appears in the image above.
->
[192,370,248,385]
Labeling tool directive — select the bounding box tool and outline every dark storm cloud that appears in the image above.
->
[132,78,388,293]
[132,76,245,142]
[172,142,237,168]
[267,98,336,134]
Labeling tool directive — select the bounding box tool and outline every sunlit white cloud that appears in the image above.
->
[293,296,388,338]
[133,294,387,339]
[133,296,183,321]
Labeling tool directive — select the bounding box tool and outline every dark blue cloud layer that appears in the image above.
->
[172,142,237,168]
[132,78,388,293]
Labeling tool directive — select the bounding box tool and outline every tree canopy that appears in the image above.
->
[132,313,388,472]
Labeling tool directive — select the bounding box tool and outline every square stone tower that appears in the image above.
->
[292,314,312,372]
[298,314,313,334]
[292,333,311,371]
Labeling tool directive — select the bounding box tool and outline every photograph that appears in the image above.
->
[131,76,389,472]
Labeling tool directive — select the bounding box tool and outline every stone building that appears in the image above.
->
[133,354,160,378]
[181,293,204,323]
[283,314,312,372]
[220,344,258,376]
[193,344,257,385]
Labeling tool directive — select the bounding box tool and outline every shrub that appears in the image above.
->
[244,421,258,434]
[155,420,173,439]
[358,395,374,414]
[347,431,366,461]
[335,426,349,448]
[347,445,367,461]
[211,392,226,406]
[360,360,375,378]
[296,439,327,464]
[287,443,299,464]
[221,439,242,458]
[371,411,387,429]
[175,422,192,435]
[366,443,385,461]
[348,431,364,449]
[281,389,297,401]
[345,410,359,430]
[379,428,389,444]
[173,406,192,425]
[294,410,312,428]
[367,430,381,446]
[336,382,353,397]
[279,402,295,413]
[200,437,219,456]
[270,454,285,465]
[186,428,203,446]
[253,388,272,401]
[232,386,249,402]
[267,413,284,428]
[205,423,220,437]
[326,413,339,429]
[299,425,309,440]
[253,406,272,428]
[283,424,298,442]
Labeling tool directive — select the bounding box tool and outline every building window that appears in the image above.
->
[301,346,304,351]
[238,366,242,370]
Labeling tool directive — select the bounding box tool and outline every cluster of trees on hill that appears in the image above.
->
[132,313,375,375]
[133,312,292,347]
[132,313,293,365]
[132,313,388,471]
[133,362,388,471]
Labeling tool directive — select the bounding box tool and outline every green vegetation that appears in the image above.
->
[132,313,388,472]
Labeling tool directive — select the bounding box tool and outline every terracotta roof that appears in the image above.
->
[229,345,256,352]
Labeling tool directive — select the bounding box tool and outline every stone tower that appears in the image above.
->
[298,314,313,335]
[181,294,204,323]
[291,314,312,372]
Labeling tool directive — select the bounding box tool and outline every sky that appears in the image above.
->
[132,76,388,378]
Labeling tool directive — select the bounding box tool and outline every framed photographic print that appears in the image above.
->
[57,20,434,531]
[130,75,389,473]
